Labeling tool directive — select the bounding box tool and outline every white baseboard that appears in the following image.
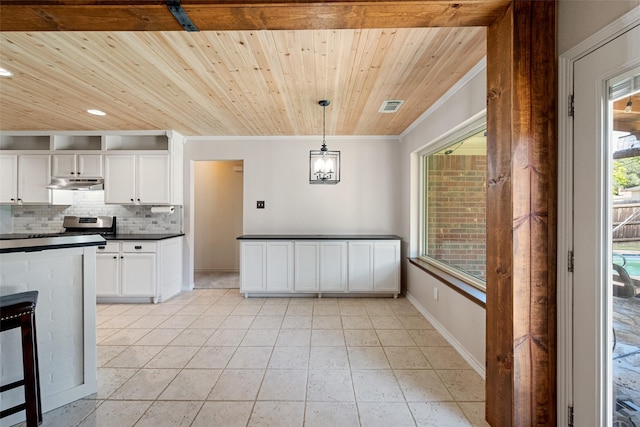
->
[405,291,486,379]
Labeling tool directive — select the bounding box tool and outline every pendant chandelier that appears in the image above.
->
[309,100,340,184]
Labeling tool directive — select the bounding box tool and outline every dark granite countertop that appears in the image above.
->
[0,235,107,254]
[237,234,402,240]
[105,233,184,241]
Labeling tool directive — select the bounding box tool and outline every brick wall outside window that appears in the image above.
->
[426,154,486,281]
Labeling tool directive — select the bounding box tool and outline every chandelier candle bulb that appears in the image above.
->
[326,158,334,173]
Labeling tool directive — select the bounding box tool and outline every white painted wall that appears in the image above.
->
[558,0,639,54]
[394,0,640,382]
[194,160,243,272]
[183,136,401,288]
[399,62,488,374]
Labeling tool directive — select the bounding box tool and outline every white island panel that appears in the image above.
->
[0,246,97,426]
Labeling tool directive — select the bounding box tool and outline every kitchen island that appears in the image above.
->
[237,235,401,298]
[0,235,103,426]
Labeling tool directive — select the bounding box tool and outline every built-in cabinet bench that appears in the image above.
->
[238,235,401,298]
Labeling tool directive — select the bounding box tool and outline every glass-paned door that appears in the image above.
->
[573,24,640,426]
[610,70,640,427]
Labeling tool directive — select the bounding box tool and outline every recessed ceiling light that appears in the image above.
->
[0,67,13,77]
[87,109,106,116]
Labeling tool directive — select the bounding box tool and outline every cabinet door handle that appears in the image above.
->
[137,198,141,202]
[10,198,15,202]
[98,246,106,249]
[130,198,134,202]
[121,256,124,259]
[134,245,142,250]
[70,171,75,175]
[113,256,117,259]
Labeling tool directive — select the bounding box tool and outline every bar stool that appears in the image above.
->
[0,291,42,426]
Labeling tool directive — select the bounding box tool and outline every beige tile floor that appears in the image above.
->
[23,289,490,427]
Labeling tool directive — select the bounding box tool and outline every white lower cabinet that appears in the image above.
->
[240,238,399,297]
[96,237,183,303]
[96,244,120,297]
[267,242,294,292]
[294,242,319,292]
[373,241,401,292]
[320,242,348,292]
[240,242,267,292]
[159,237,183,299]
[239,241,293,292]
[120,244,156,297]
[347,242,374,292]
[293,241,348,292]
[347,241,401,293]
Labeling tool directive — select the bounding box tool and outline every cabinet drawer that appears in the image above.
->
[96,241,119,253]
[122,241,157,253]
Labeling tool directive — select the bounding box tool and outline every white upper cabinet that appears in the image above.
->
[19,155,52,203]
[52,154,103,178]
[137,154,170,204]
[104,154,170,205]
[0,130,184,206]
[104,155,136,204]
[0,154,52,204]
[0,155,18,204]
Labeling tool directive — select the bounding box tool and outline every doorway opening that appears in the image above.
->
[193,160,243,289]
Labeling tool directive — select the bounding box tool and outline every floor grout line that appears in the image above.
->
[29,287,489,426]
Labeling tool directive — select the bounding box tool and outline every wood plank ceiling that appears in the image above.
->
[614,93,640,133]
[0,3,490,136]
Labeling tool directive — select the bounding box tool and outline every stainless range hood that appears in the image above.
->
[47,177,104,191]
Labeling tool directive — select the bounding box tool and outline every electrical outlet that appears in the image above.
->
[257,201,265,209]
[433,288,439,301]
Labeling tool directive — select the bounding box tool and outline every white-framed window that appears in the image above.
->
[418,113,487,290]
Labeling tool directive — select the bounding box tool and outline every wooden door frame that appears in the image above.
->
[0,1,559,424]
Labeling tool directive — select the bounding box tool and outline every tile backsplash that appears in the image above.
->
[8,191,182,234]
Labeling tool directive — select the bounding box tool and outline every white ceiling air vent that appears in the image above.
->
[379,100,404,113]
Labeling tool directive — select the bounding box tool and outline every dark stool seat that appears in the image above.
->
[0,291,42,426]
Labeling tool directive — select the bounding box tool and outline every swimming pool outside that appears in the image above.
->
[614,251,640,277]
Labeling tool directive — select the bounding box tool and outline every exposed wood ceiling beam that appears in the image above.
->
[0,0,510,31]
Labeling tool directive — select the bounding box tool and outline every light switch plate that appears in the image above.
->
[257,201,265,209]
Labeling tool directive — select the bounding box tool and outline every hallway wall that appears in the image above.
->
[194,160,243,272]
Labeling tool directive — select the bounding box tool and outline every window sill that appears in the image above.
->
[408,257,486,308]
